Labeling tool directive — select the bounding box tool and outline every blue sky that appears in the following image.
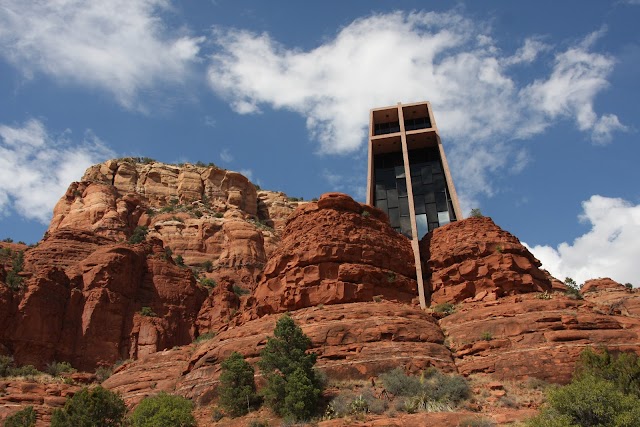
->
[0,0,638,285]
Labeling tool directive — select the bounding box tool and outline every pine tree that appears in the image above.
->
[258,314,321,420]
[218,352,258,417]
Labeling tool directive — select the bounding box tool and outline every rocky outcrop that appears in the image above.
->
[250,193,418,315]
[440,292,640,383]
[422,217,552,304]
[581,277,625,294]
[2,237,207,371]
[105,302,453,406]
[0,379,82,426]
[46,160,298,290]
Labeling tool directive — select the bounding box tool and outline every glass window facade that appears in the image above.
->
[373,146,457,240]
[404,116,431,131]
[373,121,401,135]
[373,151,412,237]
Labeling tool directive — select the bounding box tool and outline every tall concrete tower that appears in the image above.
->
[366,101,463,308]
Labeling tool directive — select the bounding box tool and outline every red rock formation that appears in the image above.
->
[0,379,82,426]
[2,236,207,371]
[105,302,453,406]
[422,217,552,304]
[250,193,418,315]
[581,277,625,293]
[440,292,640,383]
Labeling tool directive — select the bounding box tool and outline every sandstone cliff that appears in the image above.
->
[1,168,639,426]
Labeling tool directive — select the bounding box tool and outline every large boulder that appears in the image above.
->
[250,193,418,315]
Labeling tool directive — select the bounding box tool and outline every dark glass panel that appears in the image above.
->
[397,179,407,196]
[416,214,428,239]
[387,190,399,208]
[375,187,387,200]
[400,216,411,235]
[388,208,400,228]
[413,183,425,196]
[449,201,457,221]
[376,199,388,212]
[399,197,410,216]
[428,222,439,231]
[424,192,435,204]
[426,203,438,223]
[394,166,405,179]
[435,192,447,211]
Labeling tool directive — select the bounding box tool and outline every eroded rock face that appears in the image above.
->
[581,277,625,294]
[46,160,296,289]
[440,292,640,383]
[249,193,418,315]
[422,217,552,304]
[105,302,453,406]
[2,237,207,371]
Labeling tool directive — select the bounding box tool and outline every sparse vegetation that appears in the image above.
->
[432,302,456,316]
[2,237,14,243]
[218,352,259,417]
[625,283,633,290]
[563,277,583,300]
[536,291,552,300]
[193,332,215,344]
[5,250,24,291]
[287,197,304,202]
[139,306,157,317]
[202,260,213,272]
[258,314,322,421]
[526,348,640,426]
[469,208,483,218]
[199,277,217,289]
[480,331,493,341]
[174,255,185,267]
[117,157,156,165]
[45,361,76,377]
[459,417,496,427]
[51,386,126,427]
[361,210,371,218]
[129,226,148,244]
[95,366,113,382]
[3,406,36,427]
[0,356,42,378]
[379,367,469,413]
[387,272,396,283]
[129,392,196,427]
[232,285,249,296]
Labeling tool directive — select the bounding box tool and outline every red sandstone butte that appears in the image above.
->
[249,193,418,315]
[422,216,552,304]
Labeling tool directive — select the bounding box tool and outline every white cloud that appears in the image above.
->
[525,196,640,285]
[220,148,234,163]
[0,0,203,110]
[204,116,217,127]
[207,11,624,204]
[522,29,627,144]
[0,119,114,223]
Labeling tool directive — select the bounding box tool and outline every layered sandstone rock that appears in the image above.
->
[581,277,626,294]
[440,292,640,383]
[3,237,207,371]
[0,379,82,426]
[105,302,453,406]
[46,160,297,289]
[250,193,418,315]
[422,217,552,304]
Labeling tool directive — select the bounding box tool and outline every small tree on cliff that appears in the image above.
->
[258,314,322,420]
[51,386,126,427]
[218,351,259,417]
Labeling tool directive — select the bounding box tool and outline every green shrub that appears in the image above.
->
[140,306,157,317]
[577,347,640,397]
[174,255,185,267]
[202,261,213,272]
[193,332,215,344]
[527,375,640,427]
[0,355,13,377]
[3,406,36,427]
[625,283,633,290]
[218,352,259,417]
[199,278,216,288]
[380,368,423,396]
[563,277,583,300]
[51,386,126,427]
[480,331,493,341]
[469,208,483,218]
[129,392,195,427]
[432,302,455,316]
[46,361,77,377]
[129,226,148,244]
[232,285,249,296]
[0,357,42,378]
[95,366,112,382]
[214,212,223,218]
[380,368,469,411]
[258,314,322,420]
